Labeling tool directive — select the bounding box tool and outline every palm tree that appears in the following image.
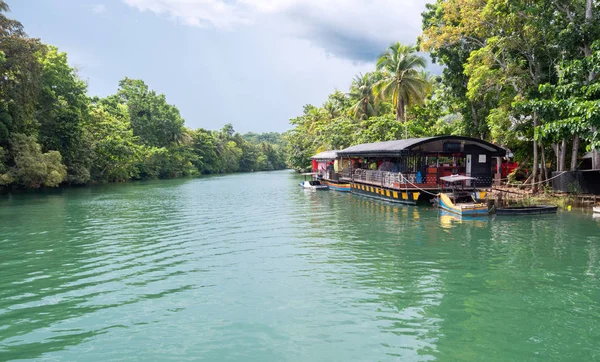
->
[348,72,379,121]
[323,99,341,120]
[375,43,430,123]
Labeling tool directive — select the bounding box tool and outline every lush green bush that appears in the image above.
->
[2,134,67,188]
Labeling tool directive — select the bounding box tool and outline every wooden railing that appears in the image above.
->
[340,168,493,188]
[341,169,448,188]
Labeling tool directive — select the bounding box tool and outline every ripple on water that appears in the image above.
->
[0,172,600,361]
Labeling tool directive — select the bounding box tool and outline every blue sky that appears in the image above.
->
[11,0,433,133]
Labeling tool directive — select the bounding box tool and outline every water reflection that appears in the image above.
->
[0,172,599,361]
[438,210,489,229]
[291,182,600,360]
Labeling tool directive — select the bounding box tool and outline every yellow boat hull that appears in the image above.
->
[438,193,489,216]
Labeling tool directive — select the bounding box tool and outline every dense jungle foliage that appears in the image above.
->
[0,2,286,189]
[284,0,600,191]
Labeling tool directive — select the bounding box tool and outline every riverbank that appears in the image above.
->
[490,185,599,210]
[0,168,289,195]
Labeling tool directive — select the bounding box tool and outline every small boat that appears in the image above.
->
[435,192,489,216]
[594,206,600,214]
[321,180,352,192]
[439,210,489,228]
[299,180,328,190]
[434,175,489,216]
[496,205,558,215]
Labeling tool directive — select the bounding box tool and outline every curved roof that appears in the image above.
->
[337,136,506,157]
[310,150,339,160]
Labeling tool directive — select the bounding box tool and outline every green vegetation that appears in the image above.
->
[284,43,447,172]
[286,0,600,187]
[0,2,286,189]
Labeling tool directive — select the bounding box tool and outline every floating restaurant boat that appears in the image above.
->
[328,136,506,205]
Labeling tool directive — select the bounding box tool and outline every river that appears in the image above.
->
[0,170,599,361]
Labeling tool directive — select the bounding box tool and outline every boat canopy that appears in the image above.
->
[440,175,478,182]
[310,150,339,161]
[337,136,506,157]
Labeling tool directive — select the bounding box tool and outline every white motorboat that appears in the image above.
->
[299,180,328,190]
[593,206,600,214]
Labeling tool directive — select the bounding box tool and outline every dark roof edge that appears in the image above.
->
[408,135,506,156]
[337,135,506,157]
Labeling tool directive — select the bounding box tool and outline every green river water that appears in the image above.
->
[0,170,599,361]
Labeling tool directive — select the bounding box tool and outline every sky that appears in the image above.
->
[11,0,435,133]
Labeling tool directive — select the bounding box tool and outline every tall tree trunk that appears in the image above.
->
[560,138,567,171]
[571,135,580,171]
[593,146,600,169]
[532,113,539,192]
[540,140,548,184]
[470,101,479,136]
[551,143,559,170]
[397,97,405,123]
[585,0,598,169]
[552,140,568,172]
[532,139,538,192]
[584,0,594,70]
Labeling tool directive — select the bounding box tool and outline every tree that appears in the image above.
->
[523,40,600,171]
[356,115,405,144]
[0,1,43,143]
[190,128,221,174]
[407,80,463,137]
[112,78,185,148]
[86,104,141,182]
[420,1,486,138]
[375,43,430,123]
[0,1,288,188]
[348,73,379,121]
[37,46,91,184]
[420,0,580,188]
[1,133,67,188]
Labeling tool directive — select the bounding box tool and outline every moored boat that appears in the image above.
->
[309,151,351,192]
[299,180,328,190]
[496,205,557,215]
[434,175,489,216]
[321,180,351,192]
[435,192,489,216]
[594,206,600,214]
[439,210,489,227]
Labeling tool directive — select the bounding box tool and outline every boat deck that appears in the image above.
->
[339,177,480,192]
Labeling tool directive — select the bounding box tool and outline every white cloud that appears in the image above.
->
[122,0,251,28]
[91,4,107,14]
[121,0,431,61]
